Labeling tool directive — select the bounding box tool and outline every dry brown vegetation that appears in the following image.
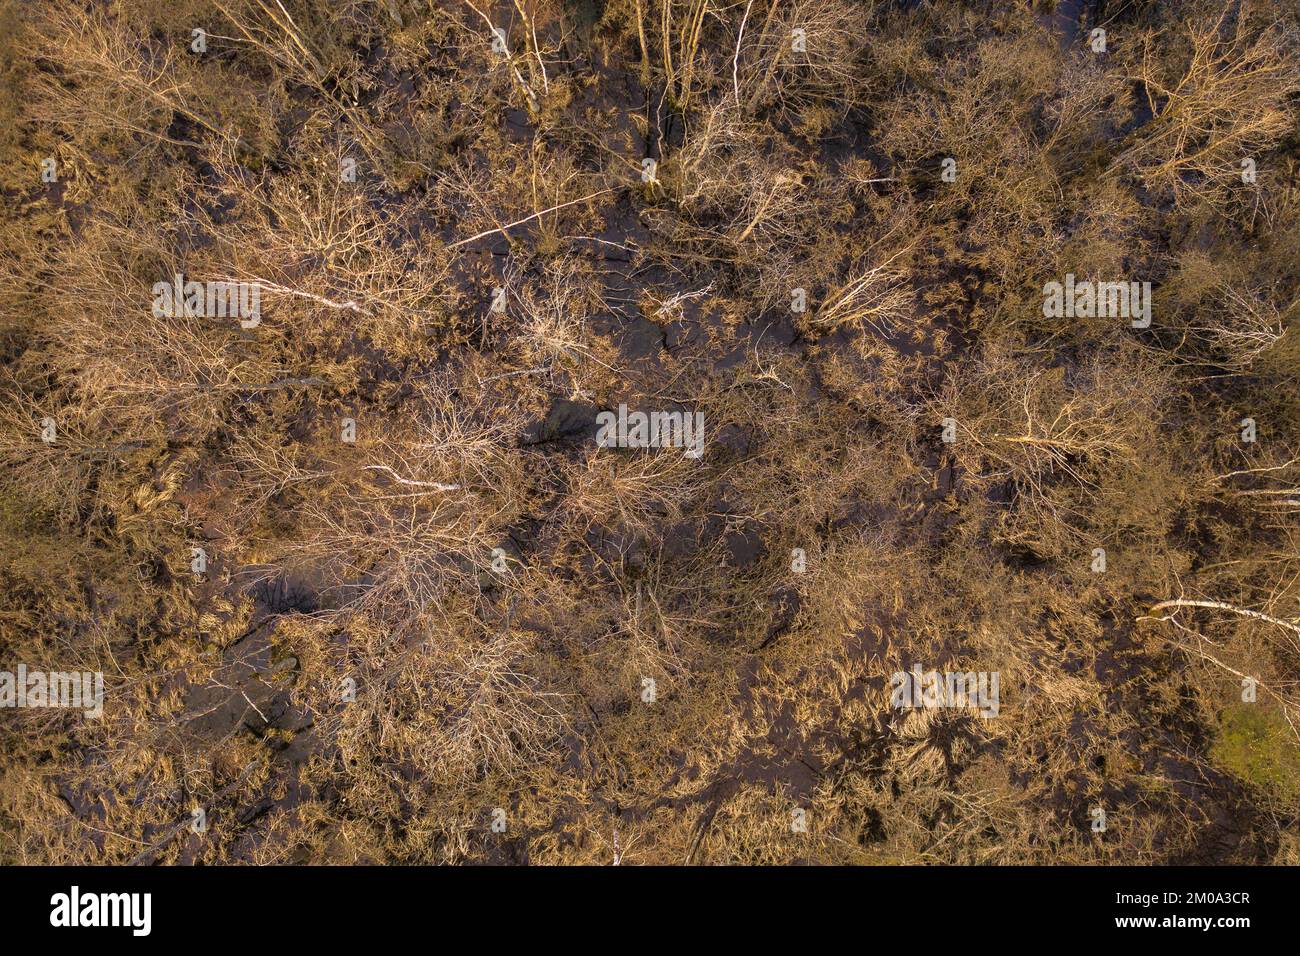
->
[3,0,1300,865]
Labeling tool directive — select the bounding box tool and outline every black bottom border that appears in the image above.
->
[0,864,1281,942]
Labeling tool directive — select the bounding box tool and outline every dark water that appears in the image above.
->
[1039,0,1088,48]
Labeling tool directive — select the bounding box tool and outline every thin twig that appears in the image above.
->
[449,187,617,248]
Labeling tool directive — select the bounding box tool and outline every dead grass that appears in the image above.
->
[3,0,1300,866]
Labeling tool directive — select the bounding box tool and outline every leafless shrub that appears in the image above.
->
[1109,12,1300,203]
